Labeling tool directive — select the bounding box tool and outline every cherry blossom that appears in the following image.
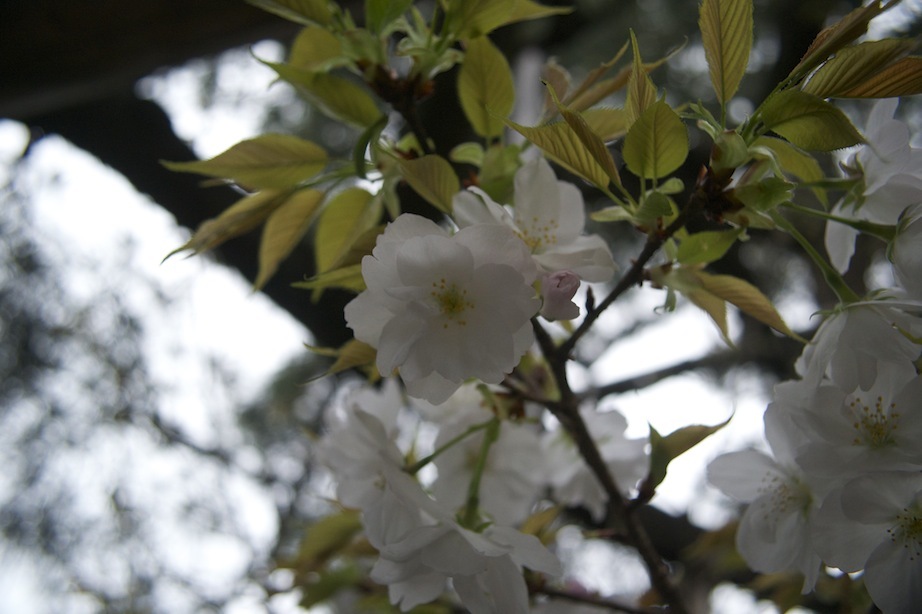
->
[344,214,541,403]
[826,98,922,273]
[543,408,648,520]
[814,472,922,614]
[453,157,617,284]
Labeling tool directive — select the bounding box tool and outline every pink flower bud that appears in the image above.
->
[540,270,580,321]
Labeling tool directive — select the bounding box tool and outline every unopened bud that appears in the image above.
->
[540,270,581,321]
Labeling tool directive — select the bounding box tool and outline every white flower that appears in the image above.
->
[315,397,407,510]
[787,370,922,480]
[890,205,922,300]
[813,471,922,614]
[708,383,824,591]
[826,98,922,273]
[453,157,617,284]
[429,403,544,525]
[366,464,561,613]
[344,214,541,403]
[543,408,648,521]
[795,300,922,391]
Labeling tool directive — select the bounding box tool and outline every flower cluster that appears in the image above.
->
[315,379,648,612]
[709,101,922,613]
[345,158,615,403]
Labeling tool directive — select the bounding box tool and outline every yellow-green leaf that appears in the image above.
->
[163,134,328,189]
[547,85,621,187]
[645,418,730,490]
[365,0,413,33]
[288,26,346,71]
[314,188,378,274]
[267,62,384,127]
[622,99,689,180]
[699,0,752,104]
[803,38,916,98]
[625,31,657,127]
[582,107,629,142]
[398,155,460,213]
[245,0,332,26]
[759,90,863,151]
[506,119,609,187]
[306,338,377,379]
[676,229,742,265]
[508,0,572,24]
[447,0,515,39]
[293,264,367,294]
[459,36,516,138]
[691,269,801,339]
[840,56,922,98]
[164,190,286,260]
[750,136,823,184]
[255,189,325,290]
[292,510,362,573]
[688,286,731,345]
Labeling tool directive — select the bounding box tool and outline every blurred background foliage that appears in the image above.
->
[1,0,922,612]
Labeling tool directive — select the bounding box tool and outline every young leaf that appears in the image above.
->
[802,38,916,98]
[162,134,328,189]
[245,0,332,26]
[505,119,609,187]
[447,0,516,39]
[698,0,753,104]
[839,56,922,98]
[547,84,622,187]
[758,90,863,151]
[291,510,363,573]
[582,107,629,142]
[293,264,366,294]
[508,0,572,24]
[267,62,384,128]
[287,26,346,72]
[625,31,657,126]
[306,338,378,379]
[676,229,742,265]
[458,36,516,138]
[622,100,689,180]
[750,136,823,184]
[365,0,413,33]
[733,176,794,212]
[397,155,460,213]
[690,269,802,339]
[645,418,730,490]
[255,189,325,290]
[314,188,378,274]
[164,190,287,260]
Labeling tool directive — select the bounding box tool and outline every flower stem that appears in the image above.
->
[783,201,897,243]
[461,417,500,528]
[404,419,494,475]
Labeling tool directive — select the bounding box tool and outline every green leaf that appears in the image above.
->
[287,26,346,71]
[646,419,731,490]
[750,136,823,184]
[162,134,328,189]
[625,31,657,126]
[507,0,572,23]
[365,0,413,33]
[245,0,332,26]
[293,263,366,294]
[802,38,916,98]
[591,205,635,223]
[266,62,384,127]
[506,119,609,187]
[547,84,621,187]
[839,56,922,98]
[676,229,742,265]
[733,176,794,212]
[447,0,515,39]
[635,191,675,226]
[306,338,378,379]
[790,0,895,80]
[300,566,362,609]
[314,187,378,274]
[459,36,516,138]
[449,142,485,166]
[581,107,629,142]
[699,0,753,104]
[164,190,286,260]
[398,155,460,213]
[759,90,863,151]
[292,510,363,573]
[622,99,689,179]
[653,266,731,344]
[478,144,521,203]
[255,189,325,290]
[690,269,802,339]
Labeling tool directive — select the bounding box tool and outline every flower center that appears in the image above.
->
[888,507,922,562]
[516,216,558,252]
[431,278,474,328]
[758,473,811,528]
[849,395,900,447]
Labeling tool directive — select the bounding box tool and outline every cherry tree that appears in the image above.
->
[166,0,922,611]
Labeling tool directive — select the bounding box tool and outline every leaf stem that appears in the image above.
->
[404,419,494,475]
